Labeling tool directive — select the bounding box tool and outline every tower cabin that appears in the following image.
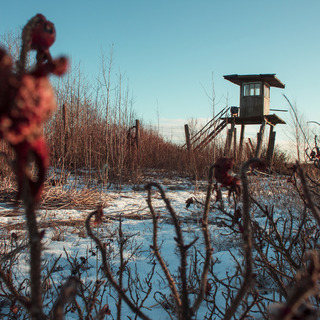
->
[223,73,285,118]
[222,74,286,162]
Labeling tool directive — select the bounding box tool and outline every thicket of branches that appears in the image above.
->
[1,30,292,188]
[46,56,233,186]
[2,156,320,319]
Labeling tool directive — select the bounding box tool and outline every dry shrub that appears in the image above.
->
[45,98,222,185]
[40,185,112,210]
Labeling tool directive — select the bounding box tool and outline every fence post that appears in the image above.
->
[184,124,191,153]
[135,119,140,150]
[62,103,68,165]
[134,119,140,171]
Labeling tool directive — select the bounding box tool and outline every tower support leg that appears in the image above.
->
[224,122,235,157]
[267,125,276,166]
[255,120,266,158]
[238,124,245,161]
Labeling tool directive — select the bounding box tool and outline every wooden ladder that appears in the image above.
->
[184,107,229,152]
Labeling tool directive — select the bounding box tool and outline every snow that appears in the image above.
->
[0,172,304,319]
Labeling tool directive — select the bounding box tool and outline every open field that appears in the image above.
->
[0,167,318,319]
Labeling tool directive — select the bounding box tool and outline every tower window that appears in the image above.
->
[243,82,261,96]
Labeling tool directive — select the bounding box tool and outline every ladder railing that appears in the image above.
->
[183,107,230,151]
[194,119,227,151]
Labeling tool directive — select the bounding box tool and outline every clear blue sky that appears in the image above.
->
[1,0,320,148]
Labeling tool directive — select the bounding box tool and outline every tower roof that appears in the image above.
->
[224,74,285,88]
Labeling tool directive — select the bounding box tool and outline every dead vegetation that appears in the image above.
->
[1,13,320,320]
[0,178,112,210]
[1,157,320,319]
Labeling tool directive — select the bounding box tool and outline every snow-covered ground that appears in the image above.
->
[0,172,305,319]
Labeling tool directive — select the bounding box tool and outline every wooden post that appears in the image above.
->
[135,119,140,150]
[238,124,245,161]
[267,125,276,165]
[245,142,250,158]
[184,124,191,153]
[62,103,68,169]
[233,127,237,161]
[248,138,254,157]
[134,119,140,170]
[224,122,235,156]
[255,120,266,158]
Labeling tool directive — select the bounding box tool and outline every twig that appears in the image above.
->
[50,276,79,320]
[0,267,31,309]
[22,176,46,319]
[85,208,151,320]
[223,158,261,320]
[283,94,311,150]
[191,165,214,313]
[271,251,320,320]
[17,15,38,73]
[117,215,124,320]
[297,162,320,227]
[145,183,182,313]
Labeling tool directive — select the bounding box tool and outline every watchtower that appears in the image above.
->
[224,74,285,117]
[223,74,286,163]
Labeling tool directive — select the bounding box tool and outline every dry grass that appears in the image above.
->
[0,178,112,210]
[40,185,112,210]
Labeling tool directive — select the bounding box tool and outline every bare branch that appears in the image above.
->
[297,163,320,227]
[145,183,182,312]
[223,158,261,320]
[191,164,214,313]
[0,267,31,309]
[85,207,151,320]
[51,276,79,320]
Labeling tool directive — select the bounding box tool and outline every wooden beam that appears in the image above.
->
[248,138,254,157]
[233,128,237,161]
[221,114,286,125]
[238,124,245,161]
[255,120,266,158]
[224,122,235,156]
[267,126,276,165]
